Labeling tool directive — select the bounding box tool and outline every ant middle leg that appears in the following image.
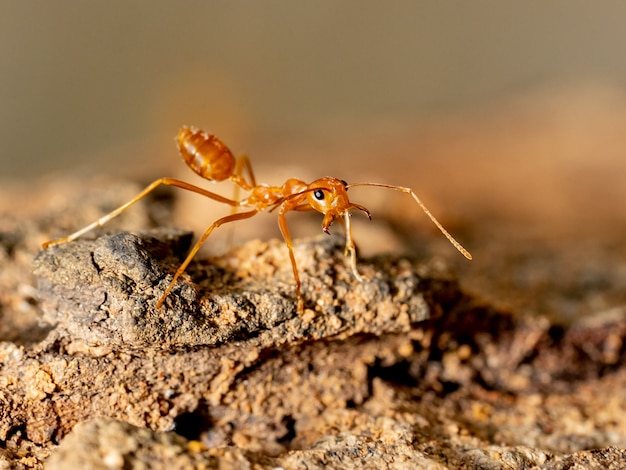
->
[156,209,260,308]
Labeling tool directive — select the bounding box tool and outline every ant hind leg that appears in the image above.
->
[42,177,240,249]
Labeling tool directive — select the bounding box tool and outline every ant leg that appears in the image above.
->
[230,155,256,198]
[277,211,304,314]
[42,177,240,248]
[342,211,365,282]
[227,155,257,246]
[234,154,256,189]
[156,209,259,308]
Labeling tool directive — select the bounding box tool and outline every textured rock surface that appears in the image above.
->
[34,230,439,350]
[2,176,625,469]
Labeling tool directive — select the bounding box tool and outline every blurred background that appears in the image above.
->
[2,1,626,177]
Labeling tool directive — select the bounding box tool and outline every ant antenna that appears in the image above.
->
[346,182,472,260]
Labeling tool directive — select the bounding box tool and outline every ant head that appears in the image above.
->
[306,177,350,213]
[305,178,371,233]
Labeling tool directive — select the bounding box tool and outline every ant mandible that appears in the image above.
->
[43,126,472,313]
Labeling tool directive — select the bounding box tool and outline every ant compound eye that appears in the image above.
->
[341,179,348,188]
[313,189,325,200]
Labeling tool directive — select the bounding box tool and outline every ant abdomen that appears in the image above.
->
[177,126,235,182]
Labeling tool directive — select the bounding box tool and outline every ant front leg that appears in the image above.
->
[277,211,304,314]
[42,178,240,248]
[341,211,365,282]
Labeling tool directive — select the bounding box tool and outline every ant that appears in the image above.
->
[43,126,472,313]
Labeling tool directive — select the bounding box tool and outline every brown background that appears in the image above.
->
[2,1,626,179]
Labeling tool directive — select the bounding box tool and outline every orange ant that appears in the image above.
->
[43,126,472,313]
